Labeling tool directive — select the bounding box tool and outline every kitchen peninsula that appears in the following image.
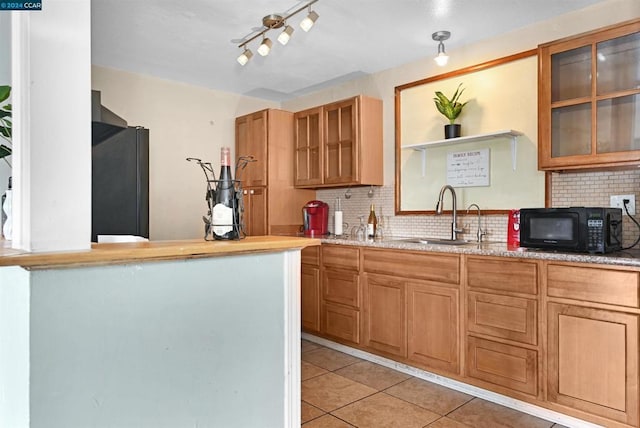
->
[0,236,319,428]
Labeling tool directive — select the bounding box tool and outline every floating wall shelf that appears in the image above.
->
[403,129,524,176]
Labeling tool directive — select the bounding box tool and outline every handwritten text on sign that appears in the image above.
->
[446,148,490,187]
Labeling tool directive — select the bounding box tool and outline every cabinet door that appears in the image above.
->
[236,110,268,187]
[301,264,320,333]
[363,274,406,358]
[538,20,640,170]
[407,281,459,374]
[241,187,267,236]
[547,303,639,426]
[294,107,323,187]
[323,98,358,185]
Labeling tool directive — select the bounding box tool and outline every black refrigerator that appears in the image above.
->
[91,90,149,242]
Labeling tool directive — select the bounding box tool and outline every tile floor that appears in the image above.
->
[301,340,569,428]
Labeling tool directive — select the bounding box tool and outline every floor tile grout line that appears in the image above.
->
[443,396,477,417]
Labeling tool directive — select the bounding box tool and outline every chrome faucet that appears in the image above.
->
[467,203,486,243]
[436,185,463,241]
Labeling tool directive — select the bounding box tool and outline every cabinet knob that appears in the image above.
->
[243,189,248,195]
[250,189,254,195]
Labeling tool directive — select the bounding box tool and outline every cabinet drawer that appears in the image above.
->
[302,246,320,266]
[547,263,639,308]
[468,291,537,345]
[322,245,360,271]
[467,336,537,396]
[467,257,538,295]
[322,303,360,344]
[323,268,360,308]
[363,249,460,285]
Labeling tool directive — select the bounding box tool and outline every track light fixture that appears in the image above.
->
[235,0,319,66]
[432,30,450,67]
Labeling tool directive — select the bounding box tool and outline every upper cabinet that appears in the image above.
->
[538,19,640,171]
[236,109,316,236]
[294,95,383,188]
[236,110,268,187]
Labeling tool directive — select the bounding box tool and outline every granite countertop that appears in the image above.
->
[319,235,640,268]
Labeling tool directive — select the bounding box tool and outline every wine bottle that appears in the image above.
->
[212,147,239,240]
[367,204,377,239]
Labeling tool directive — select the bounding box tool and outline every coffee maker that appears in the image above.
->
[302,200,329,237]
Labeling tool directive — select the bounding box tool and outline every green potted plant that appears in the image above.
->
[434,83,468,139]
[0,85,11,165]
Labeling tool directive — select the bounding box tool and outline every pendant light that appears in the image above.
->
[432,30,450,67]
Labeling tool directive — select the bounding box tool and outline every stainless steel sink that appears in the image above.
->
[394,237,472,245]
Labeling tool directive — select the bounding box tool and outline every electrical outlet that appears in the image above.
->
[610,194,636,216]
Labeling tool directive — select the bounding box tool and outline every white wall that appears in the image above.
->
[12,0,92,251]
[92,66,277,240]
[0,14,10,199]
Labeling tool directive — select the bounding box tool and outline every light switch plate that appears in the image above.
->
[610,194,635,216]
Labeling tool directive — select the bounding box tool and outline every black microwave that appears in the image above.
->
[519,207,623,254]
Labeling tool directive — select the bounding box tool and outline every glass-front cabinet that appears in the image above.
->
[294,95,383,189]
[538,19,640,170]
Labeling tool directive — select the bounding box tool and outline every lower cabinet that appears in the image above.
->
[300,245,640,428]
[407,282,459,374]
[320,245,361,345]
[363,273,407,358]
[362,248,461,374]
[301,247,320,333]
[547,303,639,427]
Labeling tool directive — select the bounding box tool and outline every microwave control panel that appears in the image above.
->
[587,217,604,251]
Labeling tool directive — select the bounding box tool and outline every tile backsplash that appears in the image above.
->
[317,169,640,248]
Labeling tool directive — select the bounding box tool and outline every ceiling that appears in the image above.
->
[91,0,606,102]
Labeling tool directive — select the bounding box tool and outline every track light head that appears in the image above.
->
[432,30,451,67]
[278,25,294,45]
[237,48,253,66]
[300,10,319,32]
[257,37,273,56]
